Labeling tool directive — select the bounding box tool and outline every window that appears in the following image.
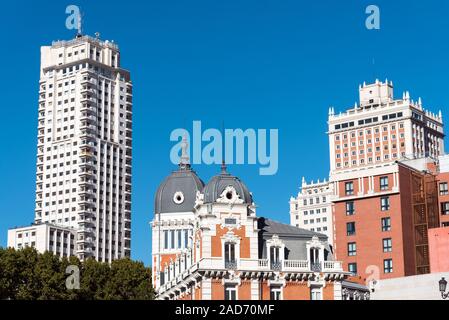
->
[346,201,355,215]
[270,287,282,300]
[347,242,357,256]
[224,242,236,268]
[270,246,281,270]
[345,182,354,195]
[348,263,357,275]
[164,231,168,249]
[380,176,389,191]
[439,182,448,195]
[346,222,356,236]
[383,238,392,252]
[170,230,175,249]
[310,287,322,300]
[177,230,182,249]
[381,197,390,211]
[441,202,449,215]
[381,217,391,232]
[384,259,393,273]
[184,229,189,248]
[225,285,237,300]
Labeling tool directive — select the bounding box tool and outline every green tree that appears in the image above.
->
[0,247,154,300]
[103,258,154,300]
[79,258,111,300]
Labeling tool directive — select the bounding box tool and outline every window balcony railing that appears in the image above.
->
[311,262,322,272]
[224,260,237,270]
[270,261,282,271]
[283,260,309,270]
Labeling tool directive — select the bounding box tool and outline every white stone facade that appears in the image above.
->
[328,80,444,175]
[7,223,76,258]
[9,34,133,262]
[290,178,334,246]
[370,272,449,300]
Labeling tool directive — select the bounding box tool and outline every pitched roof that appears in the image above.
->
[258,217,327,240]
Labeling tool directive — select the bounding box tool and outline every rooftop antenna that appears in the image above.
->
[76,9,83,37]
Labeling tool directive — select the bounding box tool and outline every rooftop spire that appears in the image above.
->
[179,134,190,170]
[220,120,228,175]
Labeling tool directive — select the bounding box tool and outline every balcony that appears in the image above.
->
[197,257,344,273]
[323,261,343,271]
[157,257,346,299]
[283,260,309,271]
[80,115,96,124]
[80,95,96,103]
[78,227,94,235]
[224,260,237,270]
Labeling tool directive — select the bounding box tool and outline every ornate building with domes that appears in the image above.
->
[151,138,369,300]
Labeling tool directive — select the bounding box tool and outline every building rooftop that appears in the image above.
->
[259,218,327,240]
[328,80,443,125]
[51,34,119,50]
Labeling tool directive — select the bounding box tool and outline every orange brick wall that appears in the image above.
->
[180,279,340,300]
[195,285,202,300]
[283,282,310,300]
[397,166,416,276]
[211,279,225,300]
[238,280,252,300]
[260,281,270,300]
[334,192,406,280]
[211,224,251,259]
[323,283,334,300]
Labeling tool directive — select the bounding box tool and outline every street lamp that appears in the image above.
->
[439,277,448,299]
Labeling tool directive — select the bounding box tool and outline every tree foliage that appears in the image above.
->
[0,247,154,300]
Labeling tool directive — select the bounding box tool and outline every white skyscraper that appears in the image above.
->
[8,34,132,262]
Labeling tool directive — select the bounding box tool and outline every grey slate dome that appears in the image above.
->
[154,168,205,214]
[202,165,253,204]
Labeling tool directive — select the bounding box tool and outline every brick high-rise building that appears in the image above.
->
[7,33,133,262]
[332,159,440,279]
[329,80,445,280]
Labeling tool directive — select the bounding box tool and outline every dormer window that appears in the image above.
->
[306,236,325,272]
[266,235,285,271]
[270,246,281,270]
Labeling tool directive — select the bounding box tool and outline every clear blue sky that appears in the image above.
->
[1,0,448,266]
